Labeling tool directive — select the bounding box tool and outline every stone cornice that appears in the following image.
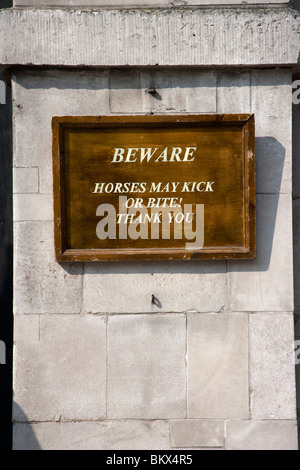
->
[0,7,299,67]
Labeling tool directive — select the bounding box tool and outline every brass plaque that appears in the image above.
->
[52,114,255,261]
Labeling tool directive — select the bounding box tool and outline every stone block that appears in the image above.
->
[217,71,250,114]
[13,420,169,450]
[250,313,296,420]
[12,0,288,5]
[12,71,109,193]
[187,314,249,419]
[293,199,300,314]
[251,69,292,194]
[226,420,298,450]
[147,70,216,114]
[110,69,150,113]
[296,357,300,415]
[293,102,300,198]
[228,193,293,312]
[14,315,39,343]
[110,69,216,114]
[13,167,39,194]
[14,221,83,314]
[107,314,186,419]
[14,0,168,4]
[13,315,106,421]
[173,0,287,3]
[83,261,227,314]
[14,194,53,221]
[170,420,224,448]
[2,10,299,67]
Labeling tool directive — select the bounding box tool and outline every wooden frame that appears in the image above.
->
[52,114,255,261]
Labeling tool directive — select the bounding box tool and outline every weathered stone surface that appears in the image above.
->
[13,420,169,450]
[147,69,216,114]
[148,69,216,114]
[14,315,39,343]
[293,101,300,198]
[13,0,289,5]
[110,69,217,114]
[13,167,39,194]
[83,262,227,313]
[217,71,250,114]
[251,69,292,194]
[250,314,296,420]
[107,314,186,419]
[12,71,109,193]
[293,91,300,339]
[293,200,300,314]
[170,420,224,448]
[228,194,293,312]
[296,362,300,416]
[14,221,83,314]
[174,0,287,3]
[296,315,300,415]
[13,315,106,421]
[110,69,150,114]
[14,194,53,221]
[226,420,298,450]
[187,314,249,419]
[1,9,299,67]
[14,0,168,5]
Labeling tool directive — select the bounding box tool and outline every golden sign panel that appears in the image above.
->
[52,114,255,261]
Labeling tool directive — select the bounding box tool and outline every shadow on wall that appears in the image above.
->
[0,0,12,8]
[60,136,284,276]
[12,402,41,450]
[15,67,294,92]
[0,72,13,450]
[293,0,300,12]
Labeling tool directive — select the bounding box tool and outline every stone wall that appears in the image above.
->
[1,9,299,67]
[293,80,300,447]
[11,67,298,450]
[12,0,290,5]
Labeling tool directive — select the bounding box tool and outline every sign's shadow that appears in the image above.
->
[12,402,41,450]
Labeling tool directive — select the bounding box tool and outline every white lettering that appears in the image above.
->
[140,147,158,163]
[169,147,182,162]
[112,148,124,163]
[125,148,139,163]
[155,147,168,162]
[183,147,196,162]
